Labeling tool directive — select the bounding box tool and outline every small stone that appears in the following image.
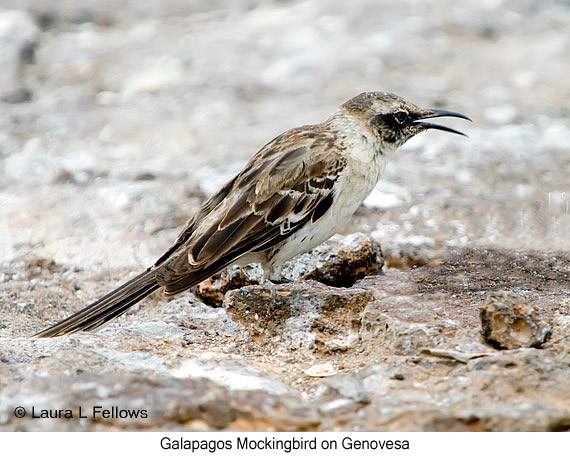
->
[318,372,370,404]
[53,168,76,184]
[480,291,551,349]
[305,363,337,377]
[194,264,264,307]
[383,243,434,269]
[323,333,358,352]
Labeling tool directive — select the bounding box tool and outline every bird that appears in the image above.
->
[32,91,470,338]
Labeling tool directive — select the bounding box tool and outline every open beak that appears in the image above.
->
[414,109,472,137]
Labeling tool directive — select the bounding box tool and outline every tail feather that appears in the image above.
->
[32,269,160,338]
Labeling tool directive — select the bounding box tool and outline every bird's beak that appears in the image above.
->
[414,109,472,137]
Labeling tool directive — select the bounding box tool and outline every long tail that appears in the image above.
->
[32,269,160,338]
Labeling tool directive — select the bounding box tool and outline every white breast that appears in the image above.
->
[258,133,386,277]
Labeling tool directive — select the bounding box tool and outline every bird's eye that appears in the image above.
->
[393,110,409,124]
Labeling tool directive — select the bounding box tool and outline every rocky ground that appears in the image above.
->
[1,0,569,431]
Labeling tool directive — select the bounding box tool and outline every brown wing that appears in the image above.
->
[152,177,237,268]
[155,126,346,294]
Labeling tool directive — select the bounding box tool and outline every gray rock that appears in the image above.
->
[224,280,372,350]
[0,373,317,431]
[195,233,383,306]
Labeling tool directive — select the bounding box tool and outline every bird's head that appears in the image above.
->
[341,91,471,149]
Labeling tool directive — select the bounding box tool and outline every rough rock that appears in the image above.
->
[2,247,569,431]
[550,298,570,347]
[317,349,570,432]
[0,372,320,431]
[281,233,384,287]
[224,280,372,351]
[382,242,435,269]
[360,302,468,356]
[194,264,264,307]
[480,290,552,349]
[196,233,384,306]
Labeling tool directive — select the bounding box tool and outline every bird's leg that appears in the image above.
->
[264,263,291,284]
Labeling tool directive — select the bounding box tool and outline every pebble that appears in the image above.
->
[480,291,551,349]
[305,363,337,377]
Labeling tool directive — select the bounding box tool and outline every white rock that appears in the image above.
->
[172,357,292,394]
[304,362,337,377]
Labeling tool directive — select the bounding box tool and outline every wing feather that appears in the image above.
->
[155,125,346,293]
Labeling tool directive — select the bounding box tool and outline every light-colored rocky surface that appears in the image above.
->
[1,0,569,431]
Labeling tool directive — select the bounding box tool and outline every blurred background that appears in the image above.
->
[1,0,569,271]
